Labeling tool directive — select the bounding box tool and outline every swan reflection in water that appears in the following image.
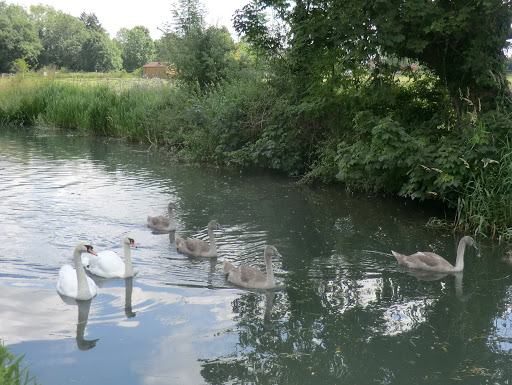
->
[87,275,138,318]
[263,290,276,328]
[57,276,138,349]
[398,267,469,301]
[59,295,99,351]
[124,277,136,318]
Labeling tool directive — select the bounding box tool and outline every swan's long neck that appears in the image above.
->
[265,254,275,287]
[123,242,133,277]
[74,250,92,299]
[453,238,467,270]
[208,228,217,254]
[167,207,176,229]
[454,272,463,299]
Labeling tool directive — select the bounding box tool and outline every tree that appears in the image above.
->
[81,31,122,72]
[235,0,512,115]
[160,0,236,91]
[0,1,41,72]
[31,5,88,70]
[116,26,155,72]
[155,33,179,63]
[167,0,206,36]
[79,12,105,33]
[79,13,121,72]
[364,0,512,115]
[10,57,30,73]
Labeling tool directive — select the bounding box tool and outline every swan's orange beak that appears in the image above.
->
[86,246,97,256]
[130,240,137,248]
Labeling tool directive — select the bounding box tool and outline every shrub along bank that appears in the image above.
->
[0,73,511,239]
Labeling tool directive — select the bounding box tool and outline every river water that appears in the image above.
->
[1,127,512,384]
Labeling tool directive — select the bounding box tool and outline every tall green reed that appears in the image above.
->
[454,138,512,239]
[0,78,176,144]
[0,344,39,385]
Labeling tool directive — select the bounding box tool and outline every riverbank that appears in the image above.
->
[0,73,511,239]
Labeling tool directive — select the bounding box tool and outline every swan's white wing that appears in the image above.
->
[56,265,78,297]
[86,275,98,296]
[81,255,90,268]
[57,265,98,298]
[88,250,125,278]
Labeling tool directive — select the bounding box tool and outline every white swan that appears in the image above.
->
[175,220,221,257]
[223,245,280,289]
[56,242,98,300]
[85,235,137,278]
[391,235,477,273]
[147,202,176,232]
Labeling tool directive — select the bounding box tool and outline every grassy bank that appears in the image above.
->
[1,74,511,239]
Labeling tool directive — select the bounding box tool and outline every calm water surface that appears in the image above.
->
[1,127,512,384]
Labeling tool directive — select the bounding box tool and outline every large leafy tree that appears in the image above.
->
[81,31,122,72]
[235,0,512,115]
[30,5,88,70]
[0,1,41,72]
[79,13,121,72]
[174,26,236,90]
[116,26,155,72]
[159,0,236,91]
[364,0,512,115]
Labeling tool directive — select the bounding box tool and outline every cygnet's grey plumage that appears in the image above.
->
[392,235,477,273]
[175,220,222,257]
[224,245,280,289]
[147,202,176,232]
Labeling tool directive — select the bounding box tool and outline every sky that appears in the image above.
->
[7,0,249,40]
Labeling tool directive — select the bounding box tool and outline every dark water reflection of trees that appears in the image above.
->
[201,258,512,384]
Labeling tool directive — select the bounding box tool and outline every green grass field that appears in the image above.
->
[0,71,172,95]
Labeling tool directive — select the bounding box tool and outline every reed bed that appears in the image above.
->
[0,76,177,143]
[453,140,512,240]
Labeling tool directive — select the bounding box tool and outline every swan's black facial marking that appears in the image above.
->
[86,245,94,252]
[128,238,137,248]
